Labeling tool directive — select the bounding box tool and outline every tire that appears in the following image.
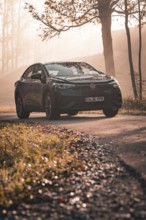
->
[68,111,78,116]
[103,107,119,118]
[16,95,30,119]
[44,92,60,120]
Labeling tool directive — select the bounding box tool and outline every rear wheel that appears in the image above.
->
[16,95,30,119]
[44,92,60,120]
[103,107,119,118]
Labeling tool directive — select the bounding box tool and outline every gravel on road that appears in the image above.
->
[1,125,146,220]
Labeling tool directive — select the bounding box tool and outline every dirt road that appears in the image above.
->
[0,112,146,179]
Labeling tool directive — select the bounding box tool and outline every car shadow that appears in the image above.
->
[0,112,108,125]
[27,113,107,125]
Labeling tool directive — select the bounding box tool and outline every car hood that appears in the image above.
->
[51,75,114,84]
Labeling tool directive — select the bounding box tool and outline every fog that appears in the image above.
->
[0,0,146,106]
[0,0,126,77]
[31,24,103,63]
[0,0,105,106]
[0,0,127,77]
[0,0,103,77]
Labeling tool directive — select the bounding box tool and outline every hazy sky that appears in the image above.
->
[0,0,126,70]
[35,24,103,62]
[24,0,125,62]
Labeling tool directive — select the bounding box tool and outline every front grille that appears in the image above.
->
[74,83,109,96]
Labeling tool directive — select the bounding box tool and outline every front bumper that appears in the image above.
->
[54,84,122,113]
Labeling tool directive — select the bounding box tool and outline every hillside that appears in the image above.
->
[0,27,146,106]
[77,27,146,98]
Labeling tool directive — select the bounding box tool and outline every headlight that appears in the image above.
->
[53,82,75,89]
[110,78,120,88]
[112,83,119,88]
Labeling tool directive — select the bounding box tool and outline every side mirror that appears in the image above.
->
[31,73,46,83]
[31,73,41,80]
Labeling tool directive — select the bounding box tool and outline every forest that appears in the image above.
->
[0,0,146,100]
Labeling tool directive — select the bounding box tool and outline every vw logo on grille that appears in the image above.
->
[90,83,96,89]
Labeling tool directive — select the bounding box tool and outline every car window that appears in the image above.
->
[80,63,100,75]
[35,65,43,75]
[45,64,81,77]
[45,64,73,76]
[23,66,35,79]
[45,63,100,77]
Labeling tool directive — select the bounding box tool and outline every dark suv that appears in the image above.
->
[15,62,122,119]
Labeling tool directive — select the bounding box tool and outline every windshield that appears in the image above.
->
[45,62,101,77]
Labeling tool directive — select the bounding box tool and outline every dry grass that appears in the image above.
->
[0,106,15,113]
[0,123,82,208]
[120,98,146,115]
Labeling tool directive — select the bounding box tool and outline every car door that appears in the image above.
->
[19,65,36,108]
[29,64,46,109]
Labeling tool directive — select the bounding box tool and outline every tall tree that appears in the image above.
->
[114,0,146,99]
[98,0,115,76]
[138,0,142,100]
[124,0,138,99]
[1,0,15,74]
[15,0,22,69]
[0,0,26,75]
[1,0,9,74]
[25,0,121,76]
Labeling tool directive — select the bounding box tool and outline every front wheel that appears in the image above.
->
[44,92,60,120]
[16,95,30,119]
[103,107,119,118]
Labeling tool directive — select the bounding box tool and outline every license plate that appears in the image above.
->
[85,96,104,102]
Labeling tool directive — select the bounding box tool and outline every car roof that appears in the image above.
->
[43,61,83,65]
[29,61,87,67]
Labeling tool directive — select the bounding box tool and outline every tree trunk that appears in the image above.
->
[15,0,21,69]
[2,0,10,75]
[10,2,15,71]
[2,0,7,74]
[98,4,115,76]
[124,0,138,99]
[138,0,142,100]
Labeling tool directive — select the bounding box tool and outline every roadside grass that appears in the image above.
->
[0,106,15,113]
[120,98,146,115]
[80,98,146,116]
[0,123,82,209]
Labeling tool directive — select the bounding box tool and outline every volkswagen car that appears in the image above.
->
[15,62,122,119]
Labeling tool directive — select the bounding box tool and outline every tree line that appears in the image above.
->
[25,0,146,100]
[1,0,146,100]
[0,0,22,74]
[0,0,40,76]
